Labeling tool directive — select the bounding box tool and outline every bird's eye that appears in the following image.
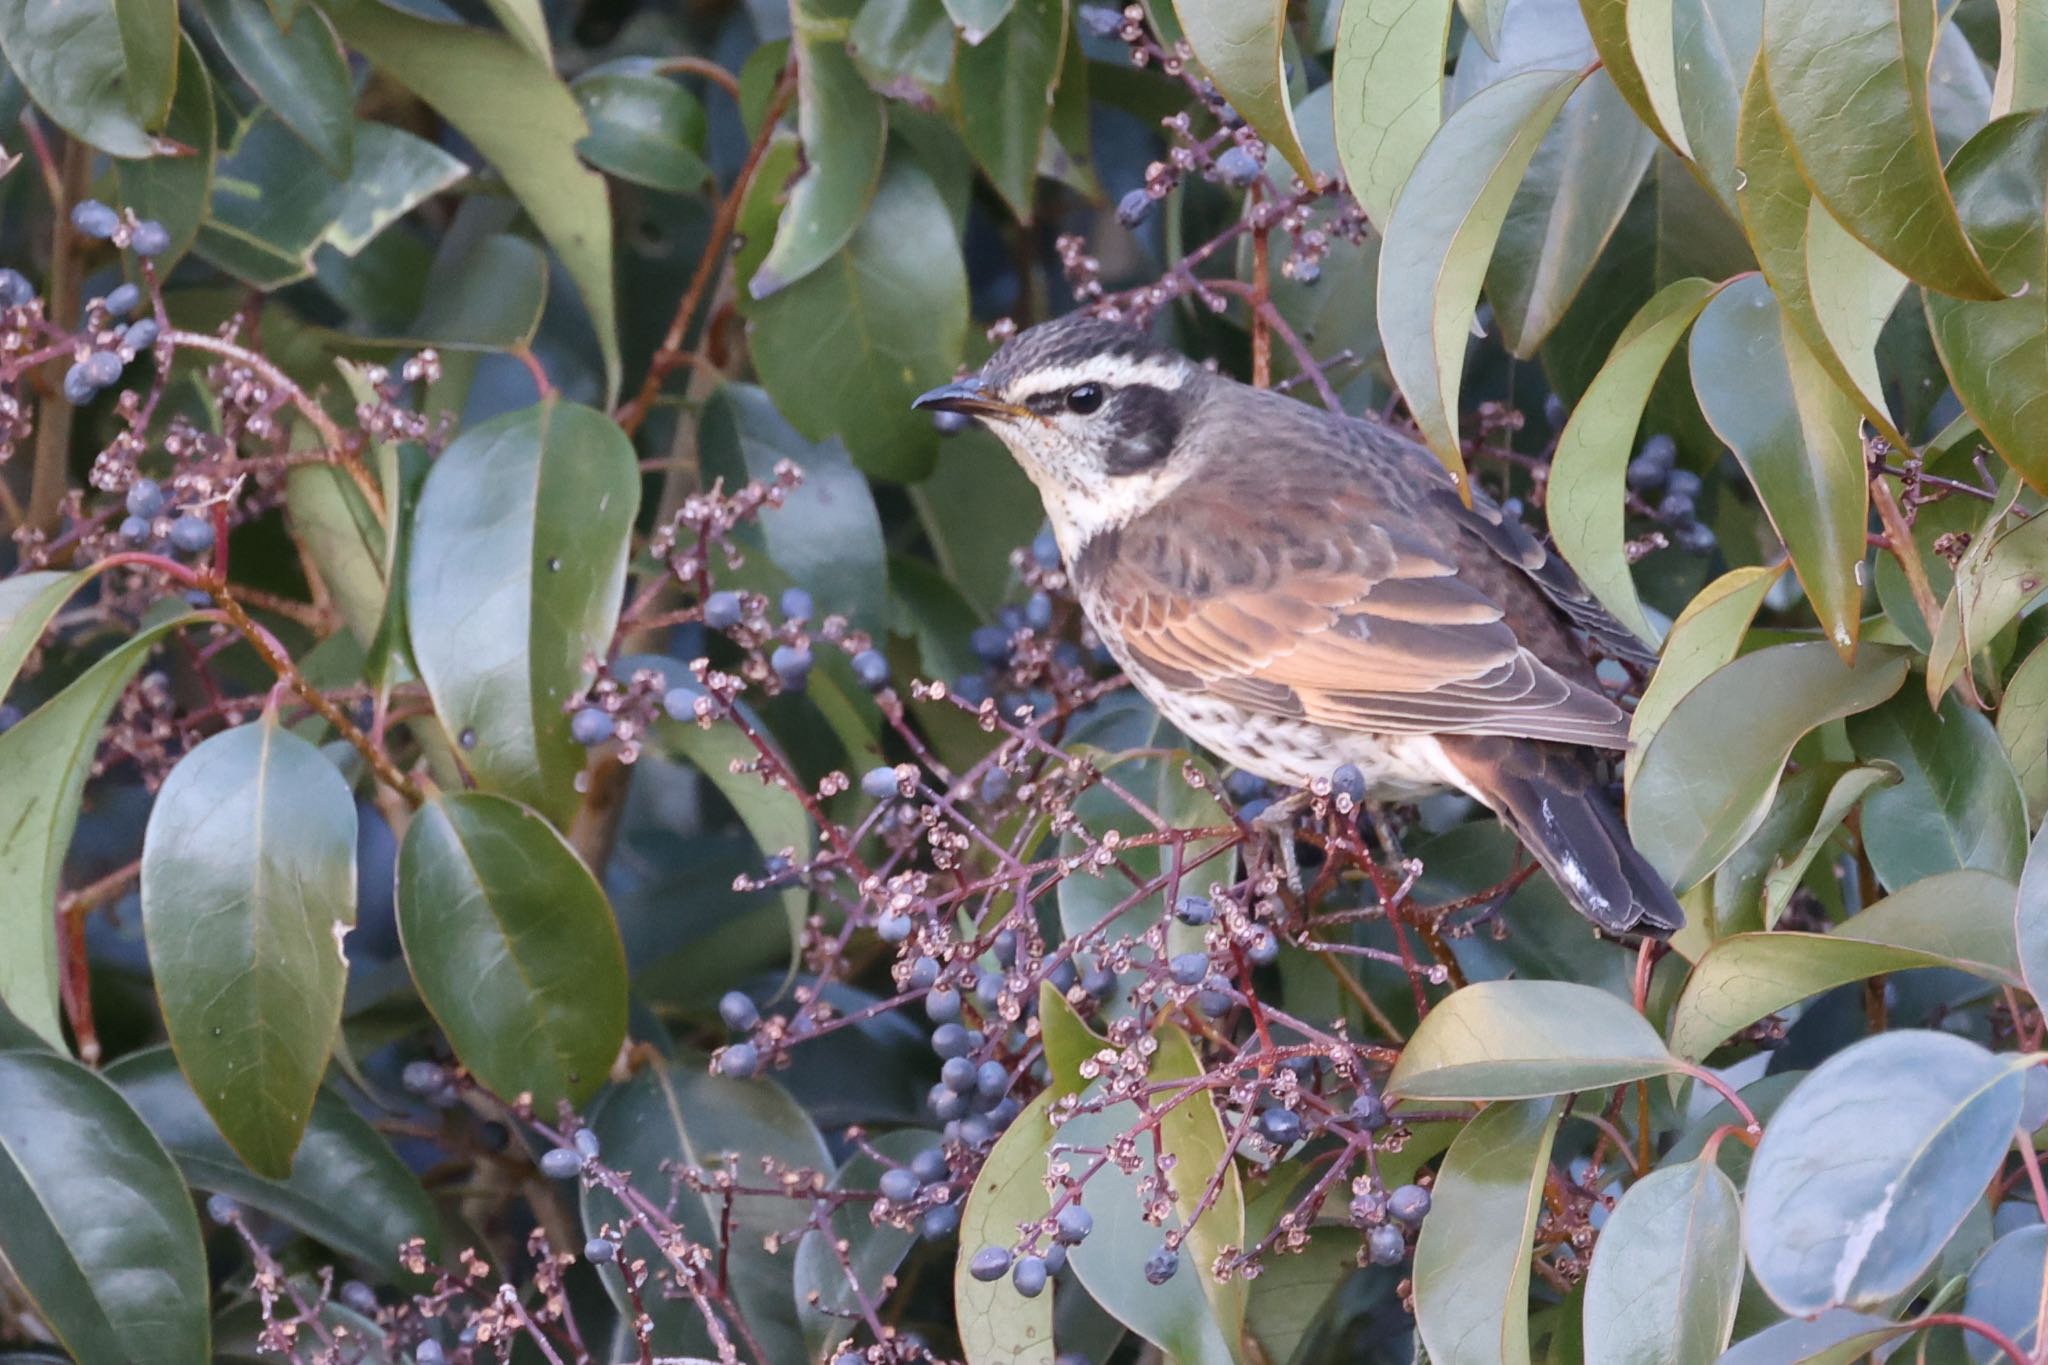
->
[1064,383,1105,415]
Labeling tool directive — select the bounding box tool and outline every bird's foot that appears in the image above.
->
[1250,791,1313,894]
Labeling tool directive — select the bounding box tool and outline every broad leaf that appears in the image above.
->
[572,63,712,193]
[1999,637,2048,823]
[1581,1159,1742,1364]
[1929,487,2048,698]
[0,1051,209,1365]
[1993,0,2048,117]
[1758,763,1899,926]
[396,792,627,1108]
[1622,0,1693,156]
[0,570,90,701]
[1746,1031,2028,1314]
[113,33,216,270]
[1412,1097,1562,1365]
[1717,1312,1913,1365]
[196,0,353,171]
[2013,820,2048,1010]
[0,0,162,155]
[112,0,174,130]
[1174,0,1314,181]
[958,0,1064,219]
[405,400,638,826]
[141,716,357,1179]
[1624,562,1781,796]
[1387,980,1681,1100]
[750,36,885,297]
[1333,0,1454,228]
[955,1094,1058,1364]
[1961,1225,2048,1363]
[1846,691,2028,892]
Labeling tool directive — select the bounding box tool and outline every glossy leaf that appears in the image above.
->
[0,0,162,154]
[1688,275,1868,655]
[1745,1031,2028,1314]
[1549,276,1719,643]
[1622,0,1693,156]
[796,1129,931,1357]
[1581,1159,1742,1364]
[955,1093,1058,1364]
[1174,0,1314,181]
[405,400,638,826]
[1846,692,2028,892]
[396,792,627,1108]
[411,232,549,350]
[957,0,1064,219]
[1929,487,2048,698]
[197,0,353,171]
[0,569,89,701]
[1379,66,1586,488]
[572,65,712,192]
[1716,1312,1912,1365]
[113,33,215,270]
[2014,819,2048,1010]
[1999,637,2048,823]
[1961,1225,2048,1362]
[1668,0,1762,209]
[1628,641,1910,890]
[141,716,357,1179]
[1994,0,2048,117]
[750,37,886,298]
[480,0,548,60]
[0,1051,209,1365]
[1758,763,1898,927]
[325,0,621,399]
[112,0,174,130]
[1580,0,1682,152]
[0,614,187,1046]
[1412,1097,1562,1365]
[107,1047,438,1273]
[1925,112,2048,489]
[1761,0,2005,299]
[749,159,969,481]
[581,1052,831,1365]
[1623,563,1781,796]
[1333,0,1454,228]
[1803,201,1907,424]
[943,0,1014,39]
[1387,980,1681,1100]
[1668,869,2023,1061]
[848,0,956,100]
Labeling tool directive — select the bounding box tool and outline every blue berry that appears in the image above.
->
[926,985,961,1023]
[416,1341,446,1365]
[1012,1254,1048,1297]
[1081,966,1116,999]
[703,590,743,630]
[83,350,122,386]
[0,704,18,732]
[780,586,814,621]
[958,1114,993,1146]
[861,765,902,799]
[539,1147,582,1179]
[574,1127,601,1158]
[103,282,140,315]
[119,514,151,543]
[1676,520,1718,554]
[585,1236,617,1262]
[879,1167,921,1202]
[1657,492,1696,524]
[1368,1224,1406,1265]
[1666,467,1702,499]
[1025,592,1054,632]
[62,360,100,404]
[909,956,942,988]
[1078,4,1122,38]
[1388,1184,1431,1225]
[1543,393,1569,432]
[1031,526,1062,570]
[876,912,912,943]
[71,200,119,239]
[0,267,34,306]
[941,1056,976,1091]
[1223,770,1269,802]
[921,1204,960,1239]
[931,408,971,436]
[910,1147,949,1184]
[970,624,1012,666]
[1350,1091,1388,1131]
[771,644,813,690]
[953,674,992,705]
[1238,796,1272,823]
[1053,1204,1092,1245]
[989,1096,1022,1126]
[1143,1246,1179,1284]
[851,648,890,691]
[1169,952,1210,987]
[1174,895,1214,926]
[569,707,614,745]
[207,1193,239,1224]
[129,219,171,256]
[718,990,758,1032]
[972,968,1002,1009]
[340,1280,378,1313]
[1047,959,1077,993]
[1350,1190,1387,1225]
[992,929,1018,967]
[1246,925,1279,965]
[1196,981,1233,1018]
[975,1059,1009,1100]
[929,1084,967,1121]
[1259,1108,1303,1145]
[969,1246,1012,1281]
[125,477,163,517]
[662,683,706,720]
[1331,764,1367,805]
[931,1022,969,1057]
[1216,145,1263,187]
[1117,188,1153,228]
[718,1042,760,1078]
[402,1060,447,1094]
[168,514,214,556]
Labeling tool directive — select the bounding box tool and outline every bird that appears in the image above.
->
[914,313,1683,937]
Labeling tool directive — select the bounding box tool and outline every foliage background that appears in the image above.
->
[2,0,2048,1362]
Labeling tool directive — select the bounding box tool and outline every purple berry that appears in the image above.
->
[975,1059,1009,1100]
[104,282,140,315]
[125,477,163,518]
[910,1147,949,1184]
[1388,1184,1431,1225]
[584,1237,617,1262]
[926,986,961,1023]
[1350,1091,1388,1131]
[941,1056,976,1091]
[573,1128,600,1158]
[1143,1246,1179,1284]
[1215,145,1263,187]
[122,319,158,355]
[771,644,812,690]
[1258,1107,1303,1145]
[920,1204,959,1239]
[931,1022,969,1057]
[62,360,99,404]
[1174,895,1214,925]
[1368,1224,1406,1265]
[703,590,743,630]
[718,991,758,1031]
[569,707,615,745]
[1169,952,1209,987]
[83,350,122,385]
[780,586,814,621]
[119,514,151,543]
[971,624,1011,666]
[718,1042,760,1078]
[1331,764,1367,804]
[0,268,34,307]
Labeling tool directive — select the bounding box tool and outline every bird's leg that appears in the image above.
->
[1251,791,1312,894]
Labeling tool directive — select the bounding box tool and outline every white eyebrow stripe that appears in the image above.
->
[1004,356,1189,400]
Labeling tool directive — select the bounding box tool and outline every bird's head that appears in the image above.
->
[914,314,1212,559]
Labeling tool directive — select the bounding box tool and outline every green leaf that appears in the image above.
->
[1993,0,2048,117]
[0,613,187,1046]
[106,1046,438,1274]
[1717,1312,1913,1365]
[1846,691,2028,891]
[0,1051,209,1365]
[479,0,548,61]
[1579,0,1685,155]
[196,0,353,171]
[1549,276,1721,643]
[1411,1098,1563,1365]
[411,231,549,351]
[957,0,1063,219]
[1624,562,1781,796]
[395,792,627,1108]
[1173,0,1314,182]
[848,0,956,101]
[1387,980,1681,1100]
[112,0,174,130]
[1998,636,2048,823]
[1745,1031,2028,1314]
[1628,641,1911,890]
[1581,1159,1743,1364]
[1961,1225,2048,1362]
[1332,0,1453,228]
[1802,200,1908,430]
[1621,0,1694,156]
[0,0,163,155]
[1758,763,1899,927]
[571,64,712,193]
[1667,869,2023,1061]
[581,1052,830,1365]
[2012,819,2048,1010]
[0,570,89,701]
[796,1128,930,1357]
[113,32,214,271]
[1378,66,1585,488]
[943,0,1015,40]
[749,37,885,297]
[405,400,638,826]
[1668,0,1762,210]
[324,0,621,400]
[955,1092,1058,1365]
[1761,0,2006,299]
[1688,275,1868,654]
[1460,0,1510,56]
[1925,112,2048,490]
[287,462,387,651]
[749,158,969,481]
[1244,1227,1357,1364]
[1930,485,2048,699]
[141,716,356,1179]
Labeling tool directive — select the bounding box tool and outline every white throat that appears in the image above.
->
[1017,452,1195,567]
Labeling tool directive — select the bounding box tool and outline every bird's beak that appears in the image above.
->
[913,376,1028,422]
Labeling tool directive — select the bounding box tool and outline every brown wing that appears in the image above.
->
[1079,396,1634,749]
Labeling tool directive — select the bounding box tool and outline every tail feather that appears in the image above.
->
[1436,736,1682,937]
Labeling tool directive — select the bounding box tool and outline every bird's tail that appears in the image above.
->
[1435,735,1683,937]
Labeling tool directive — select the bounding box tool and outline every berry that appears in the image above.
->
[62,360,101,404]
[1350,1090,1388,1131]
[1047,959,1077,993]
[1196,984,1233,1017]
[1258,1108,1303,1145]
[910,1146,949,1185]
[1349,1190,1387,1225]
[992,929,1018,967]
[969,1245,1012,1281]
[1388,1183,1432,1225]
[570,707,615,745]
[876,911,912,942]
[1117,188,1153,228]
[119,514,151,543]
[1216,145,1264,187]
[0,267,34,306]
[1174,895,1214,925]
[703,590,744,630]
[103,282,140,315]
[926,985,961,1022]
[1657,492,1696,525]
[539,1147,582,1179]
[574,1127,601,1158]
[1081,965,1117,999]
[585,1237,617,1262]
[1676,520,1718,555]
[1238,796,1272,823]
[907,955,941,989]
[1025,591,1054,632]
[941,1056,976,1091]
[168,514,215,556]
[416,1341,446,1365]
[84,350,123,386]
[931,408,971,436]
[1031,526,1062,570]
[1666,467,1702,499]
[862,765,902,800]
[921,1204,960,1239]
[932,1022,970,1057]
[1079,4,1122,38]
[1331,764,1367,805]
[973,968,1002,1009]
[780,586,814,621]
[718,1041,760,1078]
[971,624,1012,666]
[975,1059,1009,1100]
[1143,1246,1179,1285]
[129,219,171,256]
[953,674,992,705]
[340,1280,378,1313]
[1543,393,1569,432]
[1053,1204,1093,1245]
[879,1167,921,1202]
[401,1060,447,1095]
[718,990,759,1032]
[662,683,706,720]
[958,1114,994,1146]
[1368,1224,1406,1265]
[1012,1255,1048,1297]
[851,648,891,691]
[771,644,813,690]
[1628,433,1678,492]
[1223,770,1269,802]
[207,1193,239,1224]
[126,477,164,518]
[1168,952,1210,987]
[1246,925,1279,965]
[834,1354,864,1365]
[71,200,119,238]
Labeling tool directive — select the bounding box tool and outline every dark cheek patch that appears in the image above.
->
[1103,385,1182,475]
